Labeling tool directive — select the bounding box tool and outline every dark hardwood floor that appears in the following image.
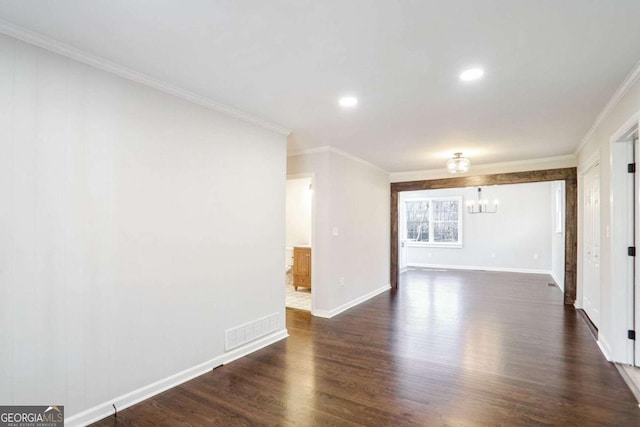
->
[92,269,640,426]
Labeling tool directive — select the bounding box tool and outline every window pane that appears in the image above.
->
[406,201,429,241]
[434,222,458,242]
[407,223,418,240]
[406,201,428,221]
[432,200,458,221]
[407,223,429,241]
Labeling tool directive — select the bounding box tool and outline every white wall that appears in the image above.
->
[285,178,312,248]
[576,65,640,363]
[0,35,287,422]
[401,183,554,273]
[550,181,566,291]
[287,147,390,316]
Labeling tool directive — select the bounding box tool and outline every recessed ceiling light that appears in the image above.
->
[339,96,358,107]
[459,68,484,82]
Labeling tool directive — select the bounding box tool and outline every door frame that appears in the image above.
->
[609,111,639,364]
[390,167,578,305]
[286,173,316,313]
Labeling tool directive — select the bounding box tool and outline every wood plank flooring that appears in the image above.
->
[92,269,640,426]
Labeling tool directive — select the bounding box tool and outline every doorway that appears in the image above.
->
[397,182,566,289]
[390,168,578,305]
[285,175,313,312]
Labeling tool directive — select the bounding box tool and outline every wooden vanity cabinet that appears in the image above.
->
[293,247,311,290]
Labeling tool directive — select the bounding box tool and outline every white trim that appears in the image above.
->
[610,112,640,144]
[224,313,281,351]
[578,149,601,175]
[65,329,288,427]
[576,59,640,154]
[286,173,314,180]
[407,263,551,275]
[288,146,389,174]
[608,117,639,365]
[288,146,332,157]
[222,329,289,365]
[550,271,563,292]
[615,364,640,404]
[597,335,613,362]
[406,242,463,249]
[554,184,564,234]
[0,19,291,136]
[330,147,388,173]
[312,284,390,318]
[390,154,577,183]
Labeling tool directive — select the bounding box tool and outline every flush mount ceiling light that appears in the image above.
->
[446,152,471,174]
[339,96,358,107]
[459,67,484,82]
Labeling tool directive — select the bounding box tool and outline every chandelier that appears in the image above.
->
[467,188,498,214]
[446,152,470,174]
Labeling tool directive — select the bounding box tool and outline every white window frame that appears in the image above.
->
[403,196,463,248]
[554,184,564,234]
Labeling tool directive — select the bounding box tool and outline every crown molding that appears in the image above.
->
[329,146,389,174]
[472,153,577,170]
[390,154,577,182]
[287,146,332,157]
[575,59,640,154]
[0,19,291,136]
[395,153,576,175]
[288,146,389,174]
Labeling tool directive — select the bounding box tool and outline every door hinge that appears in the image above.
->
[628,163,636,173]
[629,330,636,340]
[629,247,636,257]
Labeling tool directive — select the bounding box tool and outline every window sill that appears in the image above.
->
[406,242,463,249]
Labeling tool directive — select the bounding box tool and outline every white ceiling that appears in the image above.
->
[1,1,640,172]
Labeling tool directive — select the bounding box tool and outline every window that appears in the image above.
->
[404,197,462,247]
[554,184,564,234]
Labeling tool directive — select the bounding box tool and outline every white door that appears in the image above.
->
[399,240,408,271]
[634,136,640,366]
[399,200,408,272]
[583,164,601,328]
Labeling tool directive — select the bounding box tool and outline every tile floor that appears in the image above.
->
[285,268,311,311]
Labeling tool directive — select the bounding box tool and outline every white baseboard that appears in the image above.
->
[407,263,551,275]
[222,329,288,365]
[549,271,564,292]
[597,335,613,361]
[313,284,390,318]
[65,329,288,427]
[615,364,640,404]
[312,309,332,318]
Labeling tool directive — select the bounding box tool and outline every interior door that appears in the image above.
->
[399,200,408,272]
[634,136,640,366]
[583,164,601,328]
